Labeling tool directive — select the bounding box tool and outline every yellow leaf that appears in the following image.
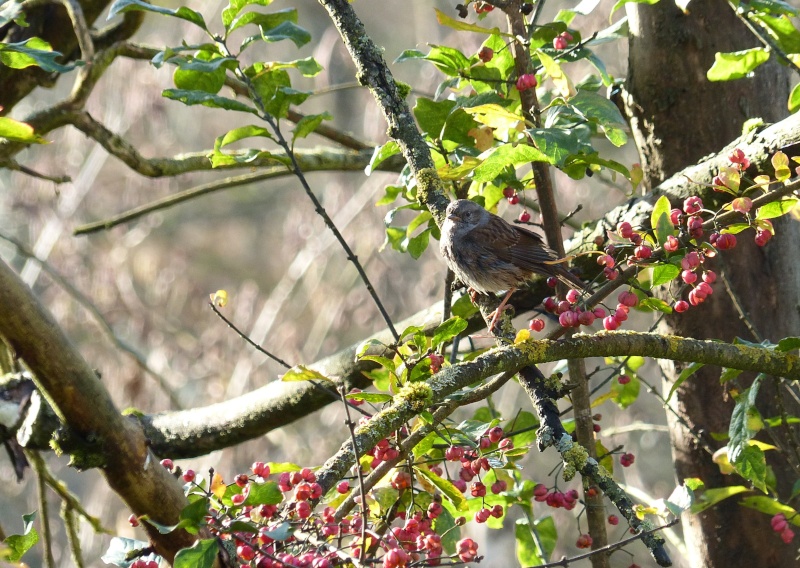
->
[211,472,226,499]
[514,329,530,344]
[537,50,575,98]
[468,126,494,151]
[210,289,228,307]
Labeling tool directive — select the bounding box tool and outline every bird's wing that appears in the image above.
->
[506,225,559,268]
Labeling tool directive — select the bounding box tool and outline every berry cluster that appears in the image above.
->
[771,513,796,544]
[553,31,574,50]
[533,483,580,510]
[541,285,606,330]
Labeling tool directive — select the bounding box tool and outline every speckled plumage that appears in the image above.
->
[439,199,584,294]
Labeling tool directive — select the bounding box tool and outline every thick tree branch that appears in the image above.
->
[0,259,196,563]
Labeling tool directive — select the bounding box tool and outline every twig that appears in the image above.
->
[534,518,680,568]
[29,451,56,568]
[208,301,292,369]
[62,504,86,568]
[338,386,369,558]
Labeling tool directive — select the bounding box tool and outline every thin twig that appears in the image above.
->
[338,386,369,559]
[534,518,680,568]
[29,451,56,568]
[208,301,292,369]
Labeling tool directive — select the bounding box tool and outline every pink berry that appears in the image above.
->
[683,196,703,214]
[559,310,578,328]
[608,514,619,525]
[491,480,507,494]
[771,514,788,532]
[781,527,795,544]
[237,545,256,561]
[682,270,697,284]
[508,194,520,205]
[634,245,652,259]
[702,270,717,283]
[516,73,537,91]
[566,288,580,303]
[755,229,772,246]
[618,291,638,307]
[715,233,737,250]
[664,235,679,252]
[577,310,595,326]
[182,469,196,483]
[160,459,174,471]
[593,307,606,318]
[687,216,703,238]
[445,445,464,461]
[617,221,633,239]
[491,504,504,517]
[518,210,531,222]
[576,534,593,549]
[620,452,635,467]
[603,315,620,330]
[670,208,682,225]
[553,36,569,50]
[543,296,558,312]
[337,481,350,494]
[252,461,270,477]
[614,306,629,322]
[529,318,545,332]
[128,514,139,527]
[603,266,618,280]
[487,426,504,443]
[533,483,548,498]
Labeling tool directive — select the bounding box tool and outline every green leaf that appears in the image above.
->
[215,125,274,150]
[0,116,46,143]
[174,538,217,568]
[707,48,770,81]
[432,317,468,348]
[719,367,744,384]
[690,486,749,513]
[776,337,800,352]
[258,20,312,48]
[108,0,207,30]
[244,481,283,506]
[733,444,768,493]
[789,82,800,114]
[433,7,507,36]
[404,228,431,259]
[228,7,296,34]
[739,495,799,520]
[507,411,539,450]
[651,263,680,287]
[178,497,209,534]
[638,297,673,314]
[667,362,704,401]
[416,467,467,510]
[396,45,471,76]
[751,14,800,54]
[515,518,546,566]
[756,198,797,219]
[0,0,27,27]
[722,223,751,235]
[728,375,764,462]
[222,0,274,28]
[663,484,694,516]
[356,338,384,358]
[568,90,627,145]
[473,143,551,182]
[366,141,401,175]
[651,195,674,246]
[281,365,335,383]
[528,127,593,166]
[292,112,332,143]
[346,391,393,404]
[172,54,234,94]
[3,512,38,562]
[245,66,309,118]
[162,89,258,114]
[610,373,640,409]
[414,98,456,139]
[0,38,81,73]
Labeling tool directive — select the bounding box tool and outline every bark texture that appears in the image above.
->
[625,2,800,566]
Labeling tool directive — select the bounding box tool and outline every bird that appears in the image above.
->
[439,199,585,330]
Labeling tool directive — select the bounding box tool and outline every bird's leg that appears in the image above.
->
[487,288,516,332]
[469,287,479,303]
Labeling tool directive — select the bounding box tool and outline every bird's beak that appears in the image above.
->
[447,214,461,221]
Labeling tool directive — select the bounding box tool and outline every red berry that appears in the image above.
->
[546,276,558,288]
[429,353,444,373]
[518,210,531,222]
[182,469,196,483]
[559,310,578,328]
[566,288,580,303]
[593,423,601,432]
[603,266,618,280]
[491,480,507,494]
[445,445,464,461]
[475,1,494,13]
[618,375,631,385]
[618,291,638,307]
[577,310,595,326]
[617,221,633,239]
[634,245,652,260]
[487,426,504,443]
[771,514,788,532]
[781,527,795,544]
[603,315,620,331]
[516,73,537,91]
[715,233,737,250]
[543,296,558,312]
[702,270,717,283]
[529,318,545,332]
[237,545,256,562]
[670,208,682,225]
[128,514,139,527]
[593,307,606,318]
[683,196,703,214]
[533,483,548,498]
[620,452,635,467]
[576,534,593,549]
[491,504,504,517]
[664,235,679,252]
[252,461,270,477]
[160,459,174,471]
[478,46,494,63]
[682,270,697,284]
[608,514,619,525]
[508,194,520,205]
[337,480,350,494]
[553,36,569,50]
[502,187,515,198]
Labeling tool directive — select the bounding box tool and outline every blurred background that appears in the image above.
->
[0,1,681,566]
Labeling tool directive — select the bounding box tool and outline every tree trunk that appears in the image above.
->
[624,1,800,567]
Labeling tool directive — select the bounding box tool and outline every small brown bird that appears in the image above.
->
[440,199,584,329]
